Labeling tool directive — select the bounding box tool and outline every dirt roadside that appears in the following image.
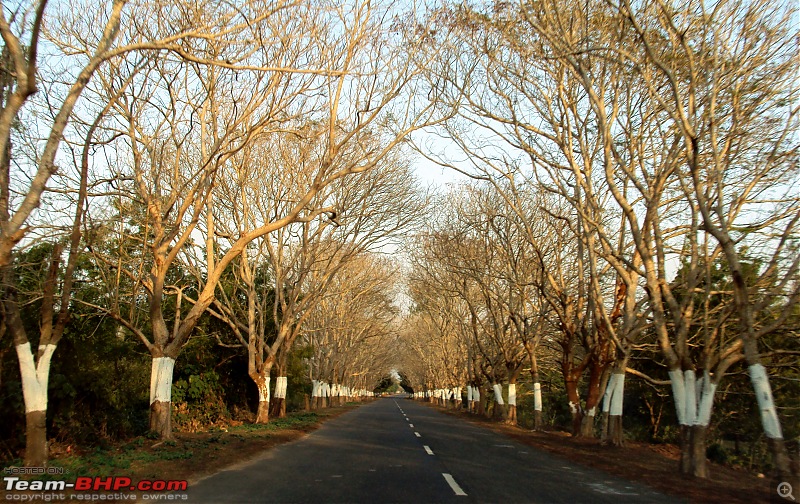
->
[424,401,776,504]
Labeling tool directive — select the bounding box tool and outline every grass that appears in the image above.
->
[1,405,358,489]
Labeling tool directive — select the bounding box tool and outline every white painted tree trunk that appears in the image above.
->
[16,342,56,466]
[492,384,504,405]
[150,356,176,406]
[602,373,626,417]
[149,356,176,438]
[259,377,272,404]
[668,369,717,476]
[533,382,542,412]
[311,380,320,409]
[16,343,55,414]
[601,373,626,445]
[668,369,716,429]
[748,364,783,439]
[694,372,716,428]
[274,376,288,400]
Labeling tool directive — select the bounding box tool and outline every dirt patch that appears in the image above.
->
[427,402,775,504]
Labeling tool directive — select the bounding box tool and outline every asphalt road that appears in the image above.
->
[187,397,683,504]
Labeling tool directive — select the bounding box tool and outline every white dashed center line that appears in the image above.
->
[443,473,467,496]
[414,432,421,437]
[423,445,434,455]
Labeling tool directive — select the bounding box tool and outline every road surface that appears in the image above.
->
[187,397,683,503]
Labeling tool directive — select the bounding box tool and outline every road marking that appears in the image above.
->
[586,482,640,496]
[423,445,434,455]
[493,444,515,448]
[409,423,414,428]
[414,432,421,437]
[442,473,467,496]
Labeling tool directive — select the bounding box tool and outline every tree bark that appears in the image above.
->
[565,379,583,436]
[748,361,796,484]
[530,366,543,430]
[601,371,626,446]
[609,415,624,447]
[679,425,692,475]
[252,373,271,424]
[149,401,172,440]
[579,360,606,438]
[271,375,287,418]
[506,383,517,425]
[24,411,47,467]
[689,425,708,478]
[491,383,507,421]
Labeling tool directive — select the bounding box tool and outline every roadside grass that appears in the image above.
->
[2,405,358,486]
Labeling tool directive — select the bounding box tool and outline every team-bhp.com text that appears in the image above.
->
[4,476,189,501]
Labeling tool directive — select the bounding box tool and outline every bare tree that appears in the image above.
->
[606,0,799,480]
[304,253,399,408]
[82,0,448,439]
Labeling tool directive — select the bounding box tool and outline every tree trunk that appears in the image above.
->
[579,410,595,437]
[565,379,582,436]
[609,415,624,446]
[15,342,55,467]
[679,425,692,474]
[506,383,517,425]
[600,411,611,444]
[255,400,270,423]
[668,368,692,474]
[491,383,507,421]
[25,411,47,467]
[149,356,176,439]
[670,368,717,477]
[271,376,287,418]
[748,362,797,485]
[689,425,708,478]
[532,381,543,430]
[252,374,271,424]
[279,393,287,417]
[150,401,172,440]
[579,362,605,438]
[311,380,320,410]
[601,372,626,446]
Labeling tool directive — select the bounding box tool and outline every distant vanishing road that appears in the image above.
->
[187,398,683,504]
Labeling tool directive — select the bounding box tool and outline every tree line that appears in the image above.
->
[397,0,799,484]
[1,0,447,468]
